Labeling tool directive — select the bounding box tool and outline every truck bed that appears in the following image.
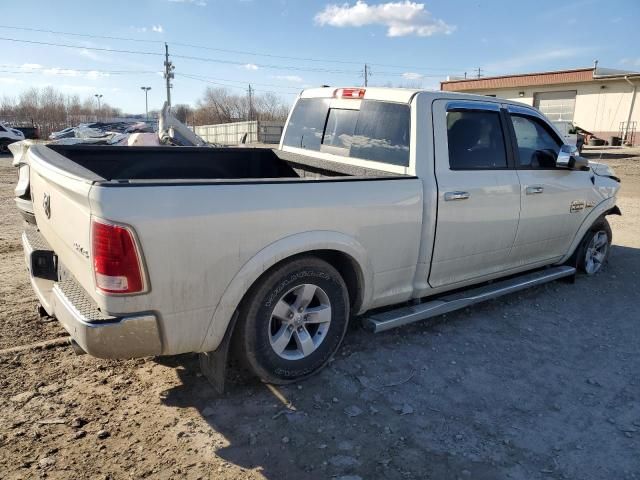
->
[46,145,399,182]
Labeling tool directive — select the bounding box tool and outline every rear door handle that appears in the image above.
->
[526,186,544,195]
[444,191,470,201]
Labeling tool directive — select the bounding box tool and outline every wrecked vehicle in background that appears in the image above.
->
[0,122,26,153]
[47,103,207,147]
[49,121,153,145]
[12,103,207,222]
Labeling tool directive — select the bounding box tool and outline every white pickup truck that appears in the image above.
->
[14,87,621,389]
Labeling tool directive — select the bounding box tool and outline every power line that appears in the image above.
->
[0,65,159,75]
[0,36,163,57]
[0,61,303,93]
[0,36,362,75]
[176,72,301,91]
[0,24,472,75]
[177,73,299,95]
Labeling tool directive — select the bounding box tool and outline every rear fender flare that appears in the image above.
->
[198,231,373,353]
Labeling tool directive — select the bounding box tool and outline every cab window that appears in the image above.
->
[446,110,508,169]
[511,115,562,168]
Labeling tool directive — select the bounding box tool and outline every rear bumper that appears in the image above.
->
[22,227,163,359]
[15,197,36,224]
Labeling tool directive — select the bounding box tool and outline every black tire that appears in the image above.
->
[576,218,612,275]
[235,256,350,384]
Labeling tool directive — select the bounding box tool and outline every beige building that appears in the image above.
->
[441,65,639,145]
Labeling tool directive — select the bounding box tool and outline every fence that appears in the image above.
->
[193,120,285,145]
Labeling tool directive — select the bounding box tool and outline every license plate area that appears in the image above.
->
[31,250,58,281]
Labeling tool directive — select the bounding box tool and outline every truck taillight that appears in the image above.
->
[91,218,145,294]
[334,88,366,99]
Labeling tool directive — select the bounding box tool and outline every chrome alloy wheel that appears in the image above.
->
[268,284,332,360]
[584,230,609,274]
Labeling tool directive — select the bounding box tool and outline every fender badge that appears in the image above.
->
[43,193,51,219]
[585,201,595,208]
[570,200,585,213]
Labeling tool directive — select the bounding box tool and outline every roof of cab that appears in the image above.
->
[299,86,533,109]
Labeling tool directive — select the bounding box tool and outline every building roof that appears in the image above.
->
[441,66,640,92]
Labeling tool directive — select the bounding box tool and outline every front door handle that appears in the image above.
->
[526,185,544,195]
[444,191,470,201]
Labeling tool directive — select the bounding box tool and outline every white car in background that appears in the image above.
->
[0,122,25,153]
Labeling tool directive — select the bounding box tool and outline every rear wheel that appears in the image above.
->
[235,256,350,384]
[577,219,612,275]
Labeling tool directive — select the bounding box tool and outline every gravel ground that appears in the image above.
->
[0,149,639,480]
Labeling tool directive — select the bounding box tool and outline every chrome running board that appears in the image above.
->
[363,266,576,333]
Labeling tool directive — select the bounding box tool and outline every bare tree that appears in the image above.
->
[193,87,290,125]
[172,104,193,124]
[0,87,124,138]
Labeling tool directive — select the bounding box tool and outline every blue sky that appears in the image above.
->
[1,0,638,113]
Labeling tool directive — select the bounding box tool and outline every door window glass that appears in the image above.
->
[511,115,561,168]
[446,110,507,169]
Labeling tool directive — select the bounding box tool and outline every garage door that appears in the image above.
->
[533,91,577,122]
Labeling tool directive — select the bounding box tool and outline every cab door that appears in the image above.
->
[428,100,521,288]
[505,106,593,264]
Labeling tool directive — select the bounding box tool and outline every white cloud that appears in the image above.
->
[20,63,42,71]
[79,48,101,61]
[38,68,109,80]
[0,77,24,85]
[402,72,423,80]
[314,1,454,37]
[152,25,164,33]
[86,70,110,80]
[243,63,259,71]
[168,0,207,6]
[273,74,304,83]
[43,68,80,77]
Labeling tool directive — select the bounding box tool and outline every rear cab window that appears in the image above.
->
[282,97,411,168]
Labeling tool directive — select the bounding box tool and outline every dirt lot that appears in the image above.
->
[0,148,639,480]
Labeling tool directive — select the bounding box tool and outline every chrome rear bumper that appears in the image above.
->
[22,226,162,359]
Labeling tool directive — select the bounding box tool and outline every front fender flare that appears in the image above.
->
[607,205,622,216]
[558,197,617,264]
[198,230,374,353]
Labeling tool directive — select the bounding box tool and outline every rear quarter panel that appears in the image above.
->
[90,178,423,354]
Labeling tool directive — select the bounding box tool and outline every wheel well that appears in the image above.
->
[237,249,364,318]
[311,250,364,314]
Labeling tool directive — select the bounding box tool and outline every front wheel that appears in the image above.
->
[577,219,612,275]
[235,257,350,384]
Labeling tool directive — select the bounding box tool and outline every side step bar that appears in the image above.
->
[363,266,576,333]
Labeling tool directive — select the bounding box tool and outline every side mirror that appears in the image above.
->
[557,144,588,170]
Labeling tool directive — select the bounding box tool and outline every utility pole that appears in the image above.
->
[140,87,151,121]
[94,94,103,119]
[363,64,371,87]
[163,43,174,107]
[247,84,254,122]
[476,67,483,79]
